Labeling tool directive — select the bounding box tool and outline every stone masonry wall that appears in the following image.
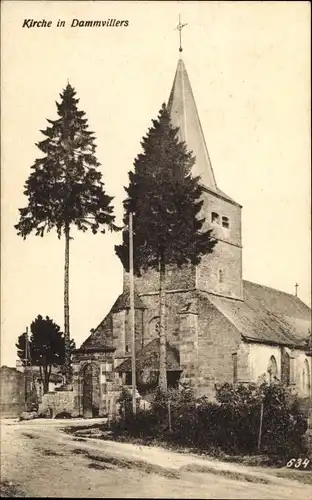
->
[124,263,196,295]
[196,297,242,399]
[39,391,75,418]
[140,290,196,349]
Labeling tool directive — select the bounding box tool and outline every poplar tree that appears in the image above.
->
[15,83,118,386]
[115,104,217,392]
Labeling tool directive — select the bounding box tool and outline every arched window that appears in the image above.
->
[211,212,220,224]
[267,355,278,384]
[303,359,311,393]
[218,269,223,283]
[149,317,160,338]
[222,216,230,229]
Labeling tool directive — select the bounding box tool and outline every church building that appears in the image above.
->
[71,55,311,418]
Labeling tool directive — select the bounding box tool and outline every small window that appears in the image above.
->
[211,212,220,224]
[125,345,129,353]
[218,270,223,283]
[222,216,230,229]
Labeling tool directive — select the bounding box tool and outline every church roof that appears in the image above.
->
[201,280,311,348]
[168,57,239,207]
[116,339,181,372]
[77,291,147,352]
[79,314,114,351]
[168,58,216,189]
[111,290,147,312]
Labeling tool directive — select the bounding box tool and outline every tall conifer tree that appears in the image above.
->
[15,84,118,385]
[115,104,217,392]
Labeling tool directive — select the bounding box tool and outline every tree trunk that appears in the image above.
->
[158,256,167,392]
[64,224,72,386]
[43,364,49,394]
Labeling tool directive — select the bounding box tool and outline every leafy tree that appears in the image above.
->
[16,315,75,394]
[15,83,119,384]
[115,104,217,391]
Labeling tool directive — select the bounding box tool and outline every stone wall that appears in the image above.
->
[196,298,242,399]
[39,391,75,418]
[0,366,25,417]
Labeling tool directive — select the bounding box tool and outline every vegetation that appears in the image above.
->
[110,381,308,462]
[15,84,118,383]
[16,314,75,393]
[115,104,216,391]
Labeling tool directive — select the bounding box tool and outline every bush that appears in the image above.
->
[111,381,307,459]
[214,381,307,456]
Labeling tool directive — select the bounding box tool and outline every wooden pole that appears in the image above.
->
[168,399,172,432]
[129,212,136,415]
[24,327,29,411]
[257,399,264,451]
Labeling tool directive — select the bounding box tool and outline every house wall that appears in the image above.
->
[249,344,282,382]
[248,343,311,396]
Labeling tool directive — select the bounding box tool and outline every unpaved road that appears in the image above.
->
[1,418,311,498]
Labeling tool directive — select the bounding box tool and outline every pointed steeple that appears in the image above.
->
[168,58,217,190]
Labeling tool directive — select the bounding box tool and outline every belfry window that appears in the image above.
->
[218,270,223,283]
[211,212,220,224]
[222,216,230,229]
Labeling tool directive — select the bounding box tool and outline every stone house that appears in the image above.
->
[71,56,311,418]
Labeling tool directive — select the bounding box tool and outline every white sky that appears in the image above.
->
[1,1,311,367]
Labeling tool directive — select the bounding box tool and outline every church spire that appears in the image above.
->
[167,52,217,190]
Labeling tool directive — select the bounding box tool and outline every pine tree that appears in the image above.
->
[15,83,119,385]
[16,315,75,394]
[115,103,217,392]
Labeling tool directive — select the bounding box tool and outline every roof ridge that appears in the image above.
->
[243,279,307,302]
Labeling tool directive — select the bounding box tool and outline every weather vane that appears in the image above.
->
[175,14,188,53]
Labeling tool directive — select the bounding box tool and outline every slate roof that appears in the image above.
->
[116,339,181,372]
[201,280,311,348]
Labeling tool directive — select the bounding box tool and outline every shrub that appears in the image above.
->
[112,381,307,459]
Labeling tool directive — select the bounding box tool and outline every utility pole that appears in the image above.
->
[24,327,29,411]
[129,212,136,415]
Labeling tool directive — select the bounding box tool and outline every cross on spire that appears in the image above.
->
[295,283,299,296]
[175,14,187,53]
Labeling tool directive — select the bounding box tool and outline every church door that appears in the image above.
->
[82,364,100,418]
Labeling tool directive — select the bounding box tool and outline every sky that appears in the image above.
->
[1,1,311,367]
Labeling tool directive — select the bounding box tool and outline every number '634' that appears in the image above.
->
[286,458,310,469]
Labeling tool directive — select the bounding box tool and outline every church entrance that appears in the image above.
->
[81,363,100,418]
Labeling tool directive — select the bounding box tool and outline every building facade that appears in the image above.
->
[71,56,311,418]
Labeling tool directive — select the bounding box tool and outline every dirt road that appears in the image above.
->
[1,418,311,498]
